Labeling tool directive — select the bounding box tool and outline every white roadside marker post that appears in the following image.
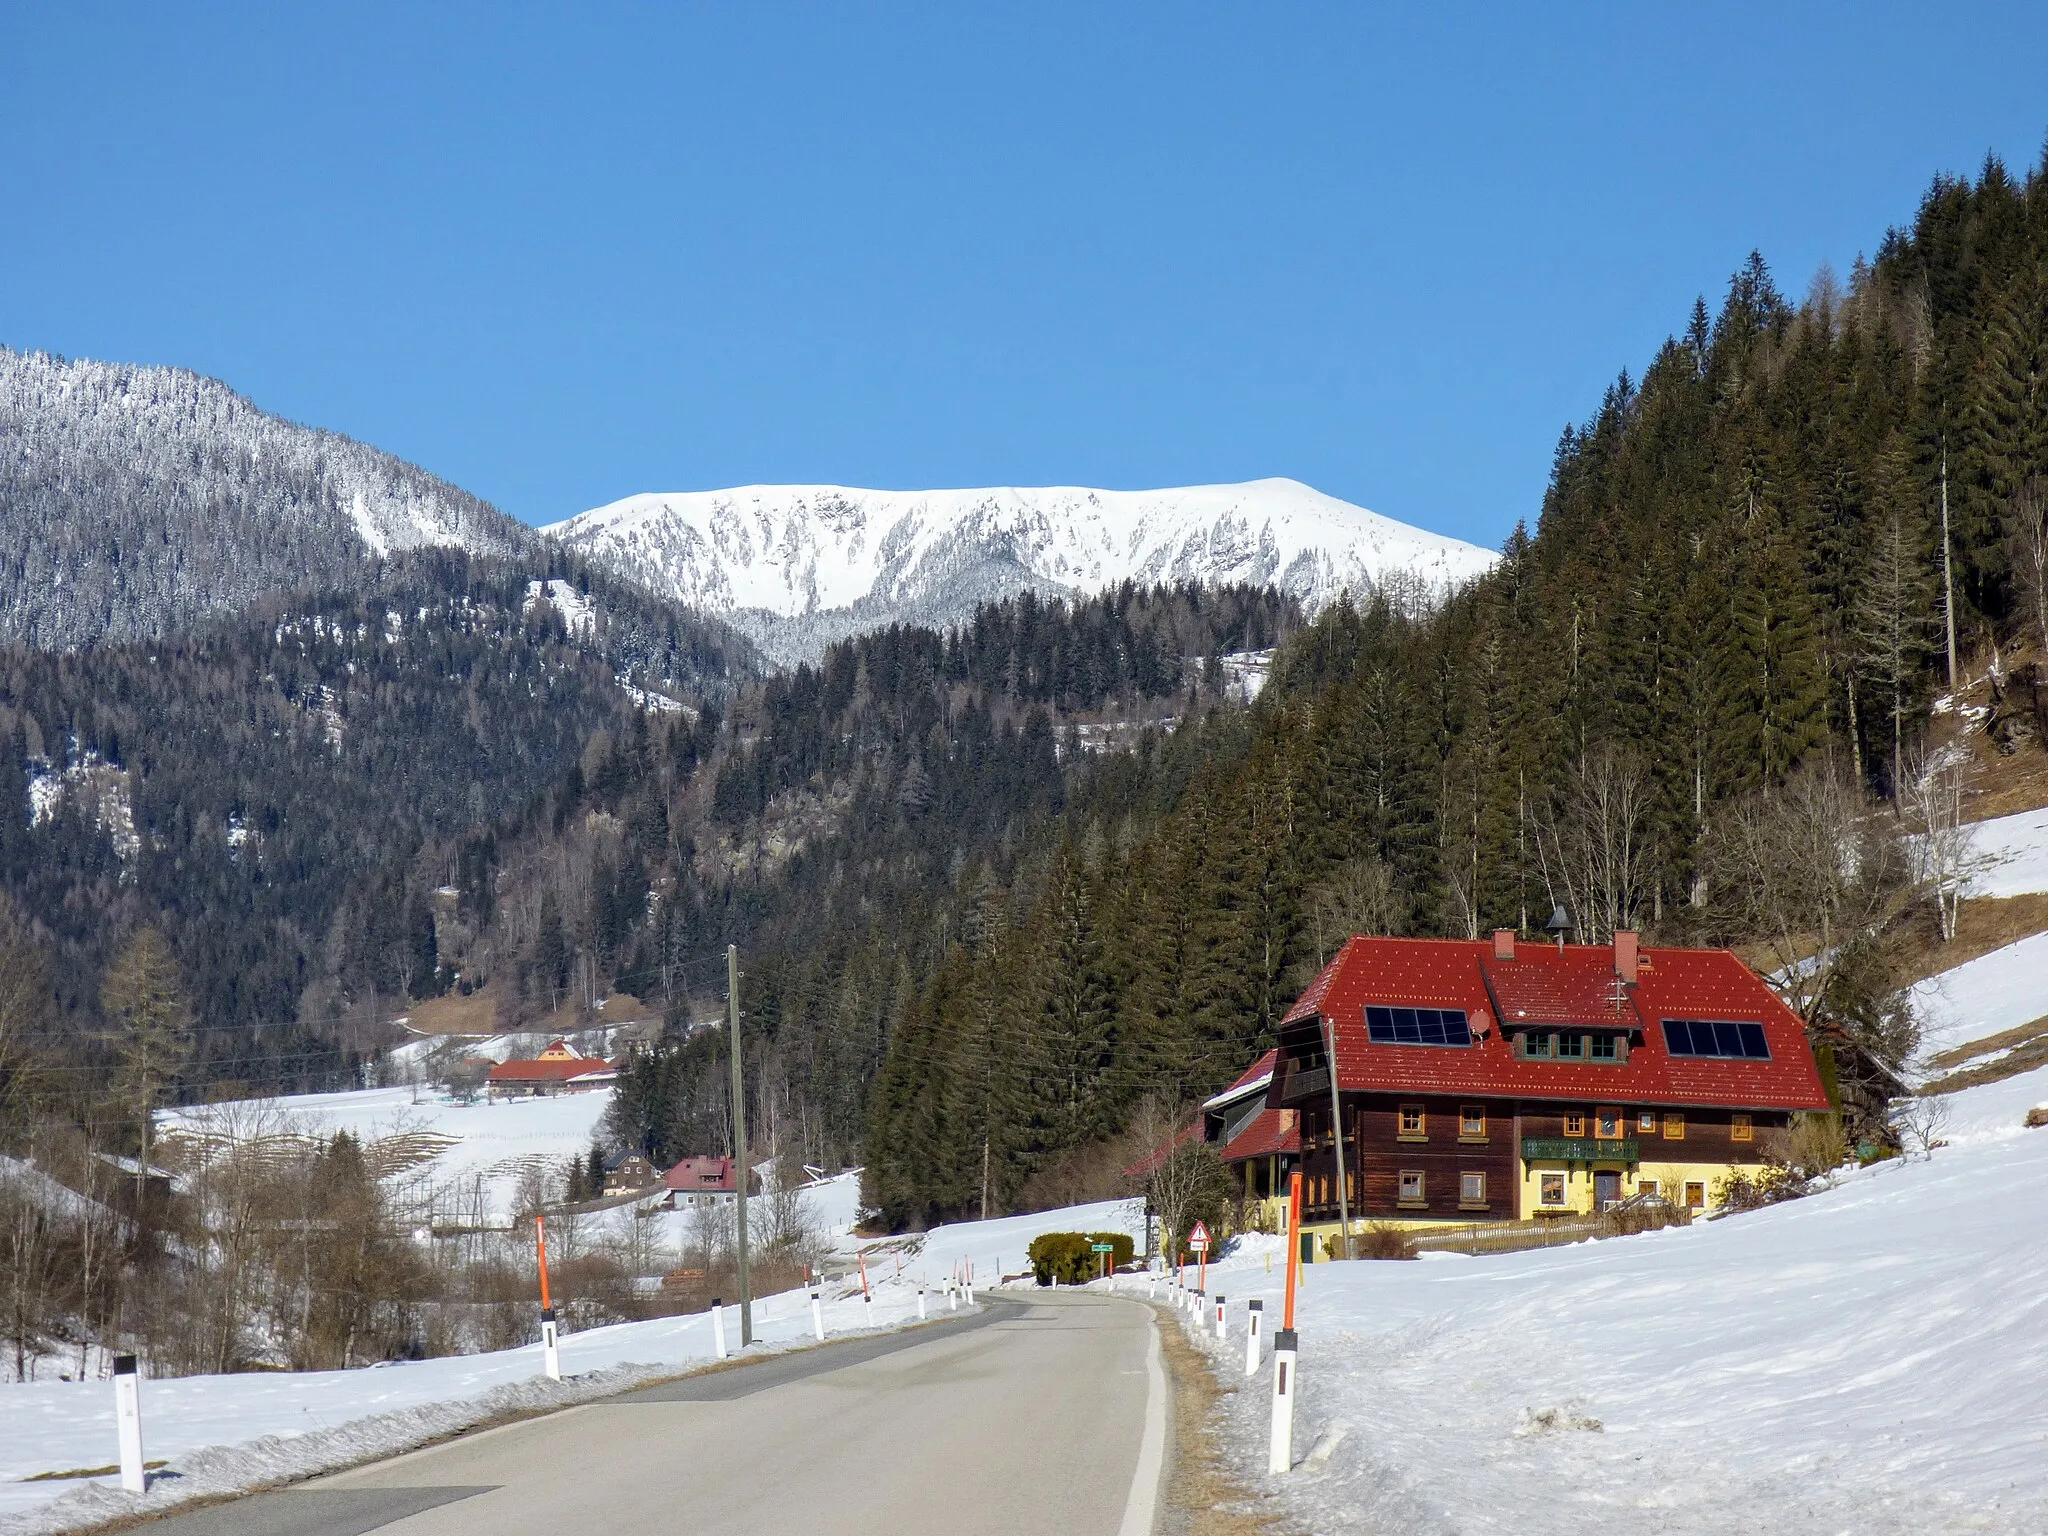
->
[1245,1298,1263,1375]
[540,1307,561,1381]
[712,1299,729,1360]
[917,1286,927,1320]
[810,1282,826,1342]
[1214,1294,1227,1342]
[1269,1328,1298,1474]
[113,1353,146,1494]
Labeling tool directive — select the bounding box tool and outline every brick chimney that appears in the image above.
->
[1613,929,1638,984]
[1492,928,1516,961]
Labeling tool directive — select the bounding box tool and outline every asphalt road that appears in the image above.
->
[135,1289,1165,1536]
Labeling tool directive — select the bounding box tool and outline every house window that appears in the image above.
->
[1398,1104,1426,1140]
[1557,1034,1585,1059]
[1524,1032,1551,1058]
[1540,1173,1566,1206]
[1563,1112,1586,1138]
[1590,1034,1618,1061]
[1732,1113,1753,1142]
[1459,1172,1486,1208]
[1638,1178,1660,1197]
[1685,1181,1705,1210]
[1460,1105,1487,1141]
[1398,1170,1426,1206]
[1596,1107,1622,1140]
[1638,1110,1657,1133]
[1664,1112,1686,1141]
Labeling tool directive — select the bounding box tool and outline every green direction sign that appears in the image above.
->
[1091,1243,1115,1252]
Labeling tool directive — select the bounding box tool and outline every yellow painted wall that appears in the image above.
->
[1517,1158,1745,1218]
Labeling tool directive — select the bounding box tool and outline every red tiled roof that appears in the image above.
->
[486,1056,616,1083]
[1279,936,1829,1111]
[664,1155,736,1193]
[1221,1106,1299,1164]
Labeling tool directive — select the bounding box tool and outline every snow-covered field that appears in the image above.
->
[160,1087,615,1226]
[1960,804,2048,897]
[1162,1017,2048,1532]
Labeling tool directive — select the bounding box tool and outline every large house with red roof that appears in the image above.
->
[1268,929,1831,1235]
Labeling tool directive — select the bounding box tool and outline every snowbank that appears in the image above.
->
[0,1268,952,1533]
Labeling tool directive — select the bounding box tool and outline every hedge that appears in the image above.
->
[1027,1231,1136,1285]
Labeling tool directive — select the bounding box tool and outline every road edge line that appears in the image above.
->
[1118,1302,1168,1536]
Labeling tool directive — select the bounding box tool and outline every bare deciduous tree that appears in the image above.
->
[1305,856,1404,964]
[1536,747,1657,944]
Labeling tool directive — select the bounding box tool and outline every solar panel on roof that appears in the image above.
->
[1662,1018,1772,1060]
[1365,1005,1473,1047]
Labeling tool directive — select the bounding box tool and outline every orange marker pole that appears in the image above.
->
[1282,1171,1302,1332]
[535,1215,553,1310]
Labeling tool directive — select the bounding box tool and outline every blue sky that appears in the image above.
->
[2,6,2044,548]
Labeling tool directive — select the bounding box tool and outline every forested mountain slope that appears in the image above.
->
[859,146,2048,1226]
[0,347,535,648]
[409,584,1296,1168]
[0,550,746,1090]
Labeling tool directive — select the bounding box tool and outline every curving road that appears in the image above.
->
[136,1290,1165,1536]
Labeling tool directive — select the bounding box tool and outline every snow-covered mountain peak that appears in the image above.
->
[545,478,1496,663]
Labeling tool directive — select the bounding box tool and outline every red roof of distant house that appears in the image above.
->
[486,1056,617,1084]
[1277,935,1829,1111]
[1220,1106,1299,1164]
[664,1155,736,1194]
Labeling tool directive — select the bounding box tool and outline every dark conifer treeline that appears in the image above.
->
[863,146,2048,1228]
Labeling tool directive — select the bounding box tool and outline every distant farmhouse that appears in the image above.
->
[1263,929,1831,1237]
[485,1039,618,1098]
[663,1155,737,1209]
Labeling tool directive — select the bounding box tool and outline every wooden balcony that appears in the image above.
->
[1520,1136,1639,1162]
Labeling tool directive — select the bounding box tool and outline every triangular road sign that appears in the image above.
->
[1188,1221,1211,1251]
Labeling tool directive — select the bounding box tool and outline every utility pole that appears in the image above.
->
[728,943,752,1345]
[1322,1014,1353,1260]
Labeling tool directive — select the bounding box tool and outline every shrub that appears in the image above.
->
[1712,1164,1808,1213]
[1783,1111,1849,1179]
[2024,1106,2048,1129]
[1027,1231,1133,1285]
[1355,1222,1417,1261]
